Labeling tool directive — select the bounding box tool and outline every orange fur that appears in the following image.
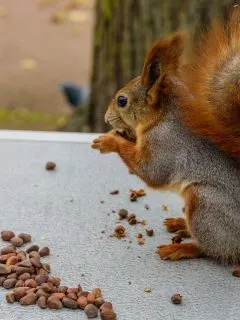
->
[157,242,203,261]
[164,218,187,233]
[181,7,240,159]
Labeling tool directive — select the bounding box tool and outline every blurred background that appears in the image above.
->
[0,0,238,133]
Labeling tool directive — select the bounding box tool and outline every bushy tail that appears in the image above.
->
[181,6,240,158]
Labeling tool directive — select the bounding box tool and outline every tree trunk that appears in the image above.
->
[88,0,239,133]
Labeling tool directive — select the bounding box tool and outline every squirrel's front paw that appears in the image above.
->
[91,134,120,153]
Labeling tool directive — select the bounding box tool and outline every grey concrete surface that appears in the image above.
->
[0,132,238,320]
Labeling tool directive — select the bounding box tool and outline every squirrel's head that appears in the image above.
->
[105,33,186,139]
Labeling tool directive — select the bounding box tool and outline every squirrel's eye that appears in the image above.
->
[117,96,128,108]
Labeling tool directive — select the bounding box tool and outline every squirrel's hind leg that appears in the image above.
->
[157,243,203,261]
[164,217,191,238]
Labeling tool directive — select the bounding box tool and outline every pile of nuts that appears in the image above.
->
[0,230,116,319]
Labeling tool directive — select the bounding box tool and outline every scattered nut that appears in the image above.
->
[62,297,78,309]
[100,309,117,320]
[42,263,51,273]
[92,288,102,299]
[129,189,146,201]
[28,251,40,259]
[7,272,17,279]
[109,190,119,195]
[57,286,68,293]
[1,231,15,241]
[87,293,95,304]
[145,229,154,237]
[100,302,113,311]
[13,287,29,301]
[1,246,16,255]
[16,266,34,275]
[129,191,138,201]
[136,233,143,239]
[37,296,47,309]
[137,238,145,245]
[10,237,24,247]
[67,292,77,301]
[171,293,182,305]
[25,279,37,288]
[113,225,126,238]
[0,265,11,275]
[118,209,128,220]
[144,288,151,293]
[0,253,16,264]
[3,278,17,289]
[94,297,105,308]
[84,304,99,318]
[114,225,125,235]
[15,280,24,287]
[26,245,39,253]
[127,213,137,225]
[6,292,15,303]
[48,276,60,286]
[30,256,42,268]
[77,296,88,309]
[18,233,31,243]
[18,273,31,281]
[6,256,18,266]
[39,247,50,257]
[45,161,56,170]
[20,292,37,305]
[135,189,146,197]
[36,289,51,299]
[47,296,63,309]
[52,292,65,300]
[18,260,32,268]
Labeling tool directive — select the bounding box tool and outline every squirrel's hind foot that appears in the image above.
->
[157,242,203,261]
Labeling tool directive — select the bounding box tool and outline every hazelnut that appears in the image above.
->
[171,293,182,304]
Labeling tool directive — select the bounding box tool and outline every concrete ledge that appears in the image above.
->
[0,130,99,143]
[0,130,238,320]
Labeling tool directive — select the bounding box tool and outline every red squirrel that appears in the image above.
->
[92,8,240,276]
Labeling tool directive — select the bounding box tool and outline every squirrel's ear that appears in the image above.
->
[141,33,185,106]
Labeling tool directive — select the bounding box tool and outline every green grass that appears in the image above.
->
[0,108,67,131]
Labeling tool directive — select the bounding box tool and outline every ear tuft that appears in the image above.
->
[141,32,185,89]
[147,59,160,88]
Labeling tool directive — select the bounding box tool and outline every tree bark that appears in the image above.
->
[88,0,239,133]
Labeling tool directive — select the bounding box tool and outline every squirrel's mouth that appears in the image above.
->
[116,129,136,142]
[105,113,136,142]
